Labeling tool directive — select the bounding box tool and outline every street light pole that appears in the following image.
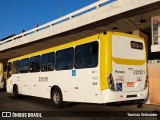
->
[59,3,63,17]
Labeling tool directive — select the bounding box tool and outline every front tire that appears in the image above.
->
[13,85,20,98]
[51,87,66,108]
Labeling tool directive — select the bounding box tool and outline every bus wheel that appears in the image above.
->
[13,85,20,98]
[137,100,143,108]
[51,87,66,108]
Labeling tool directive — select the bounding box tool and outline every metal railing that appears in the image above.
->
[0,0,116,46]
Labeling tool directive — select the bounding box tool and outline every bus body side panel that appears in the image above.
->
[7,72,52,98]
[7,37,103,103]
[58,67,102,103]
[61,39,102,103]
[7,74,19,93]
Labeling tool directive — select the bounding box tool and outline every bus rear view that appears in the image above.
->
[102,32,148,107]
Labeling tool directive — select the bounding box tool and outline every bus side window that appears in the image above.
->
[41,54,48,71]
[41,52,55,72]
[48,52,55,71]
[65,48,74,69]
[55,48,74,70]
[7,62,12,78]
[30,56,40,72]
[13,60,20,74]
[75,41,98,69]
[20,58,29,73]
[56,50,65,70]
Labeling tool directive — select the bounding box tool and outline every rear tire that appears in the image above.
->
[51,87,66,108]
[137,100,143,108]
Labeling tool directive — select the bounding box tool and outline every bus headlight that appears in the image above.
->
[144,76,148,90]
[107,73,115,91]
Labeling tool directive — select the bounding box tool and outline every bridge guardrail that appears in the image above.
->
[0,0,116,46]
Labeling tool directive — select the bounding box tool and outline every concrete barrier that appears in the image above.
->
[148,63,160,104]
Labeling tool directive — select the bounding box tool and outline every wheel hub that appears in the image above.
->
[53,92,60,104]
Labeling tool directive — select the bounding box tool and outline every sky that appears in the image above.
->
[0,0,99,40]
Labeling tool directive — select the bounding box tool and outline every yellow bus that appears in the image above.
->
[0,63,5,89]
[6,32,148,108]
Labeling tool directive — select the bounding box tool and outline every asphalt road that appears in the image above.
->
[0,89,160,120]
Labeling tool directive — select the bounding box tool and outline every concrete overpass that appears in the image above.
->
[0,0,160,63]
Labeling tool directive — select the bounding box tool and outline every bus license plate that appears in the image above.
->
[127,82,134,87]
